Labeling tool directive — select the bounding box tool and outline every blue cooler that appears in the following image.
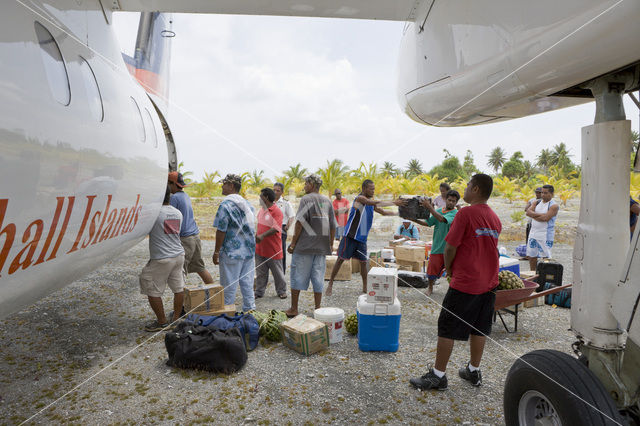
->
[357,294,401,352]
[499,256,520,277]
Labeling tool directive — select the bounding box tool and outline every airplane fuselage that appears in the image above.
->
[0,1,167,317]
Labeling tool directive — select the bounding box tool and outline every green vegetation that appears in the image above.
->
[179,140,640,204]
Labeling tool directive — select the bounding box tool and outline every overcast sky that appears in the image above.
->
[113,12,639,181]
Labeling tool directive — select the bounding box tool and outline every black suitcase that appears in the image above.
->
[535,261,563,292]
[399,197,431,220]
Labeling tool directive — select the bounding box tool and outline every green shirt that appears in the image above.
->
[427,207,458,254]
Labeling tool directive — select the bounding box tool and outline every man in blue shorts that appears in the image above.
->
[285,175,336,317]
[325,179,405,296]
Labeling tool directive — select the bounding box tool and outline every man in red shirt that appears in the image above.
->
[254,188,287,299]
[410,174,501,391]
[332,189,350,240]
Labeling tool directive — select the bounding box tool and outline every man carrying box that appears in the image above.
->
[410,174,501,390]
[411,190,460,296]
[139,187,185,332]
[326,179,406,296]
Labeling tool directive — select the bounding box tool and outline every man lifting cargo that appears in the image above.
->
[325,180,405,296]
[411,190,460,296]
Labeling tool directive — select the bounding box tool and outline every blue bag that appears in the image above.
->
[542,283,571,308]
[185,312,260,351]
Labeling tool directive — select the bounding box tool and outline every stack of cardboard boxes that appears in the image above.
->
[184,284,236,316]
[394,245,426,272]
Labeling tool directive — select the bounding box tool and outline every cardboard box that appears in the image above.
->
[325,255,352,280]
[523,296,544,308]
[396,263,412,271]
[369,250,383,267]
[351,258,361,274]
[520,270,537,280]
[280,315,330,355]
[388,238,407,247]
[397,259,423,272]
[197,304,237,316]
[395,246,426,262]
[184,284,225,312]
[367,267,398,303]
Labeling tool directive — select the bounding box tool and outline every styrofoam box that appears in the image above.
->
[357,294,401,352]
[366,267,398,303]
[499,256,520,277]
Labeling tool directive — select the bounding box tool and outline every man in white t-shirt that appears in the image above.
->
[139,187,185,332]
[274,182,295,270]
[526,185,559,271]
[524,187,542,245]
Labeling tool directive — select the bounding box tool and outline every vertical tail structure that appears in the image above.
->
[123,12,173,106]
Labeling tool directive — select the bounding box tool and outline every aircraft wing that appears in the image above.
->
[112,0,421,21]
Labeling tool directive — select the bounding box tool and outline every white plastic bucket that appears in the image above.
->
[314,307,345,344]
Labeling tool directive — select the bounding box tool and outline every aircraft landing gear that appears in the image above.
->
[503,350,623,426]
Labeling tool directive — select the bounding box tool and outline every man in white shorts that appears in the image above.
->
[525,184,559,271]
[140,187,186,332]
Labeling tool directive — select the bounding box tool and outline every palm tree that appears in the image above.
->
[550,142,572,164]
[522,160,536,181]
[405,158,424,178]
[248,169,268,189]
[177,161,194,184]
[283,163,308,181]
[382,161,400,177]
[550,142,574,174]
[536,148,552,172]
[316,159,350,195]
[486,147,506,174]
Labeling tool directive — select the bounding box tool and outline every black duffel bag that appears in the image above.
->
[165,322,247,373]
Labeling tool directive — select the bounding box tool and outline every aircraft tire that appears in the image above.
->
[503,349,622,426]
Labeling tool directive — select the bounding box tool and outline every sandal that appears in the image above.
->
[144,320,169,332]
[278,294,287,299]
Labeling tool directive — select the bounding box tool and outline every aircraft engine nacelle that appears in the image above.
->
[397,0,640,127]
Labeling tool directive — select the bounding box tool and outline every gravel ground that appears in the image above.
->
[0,235,575,425]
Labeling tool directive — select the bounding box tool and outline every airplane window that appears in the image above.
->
[79,57,103,122]
[144,109,158,148]
[34,21,70,106]
[130,97,146,143]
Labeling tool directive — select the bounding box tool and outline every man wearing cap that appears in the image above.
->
[213,174,256,312]
[285,174,336,317]
[394,219,419,240]
[524,187,542,246]
[332,189,350,241]
[168,172,214,285]
[273,182,295,271]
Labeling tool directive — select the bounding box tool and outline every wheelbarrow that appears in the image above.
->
[494,279,573,332]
